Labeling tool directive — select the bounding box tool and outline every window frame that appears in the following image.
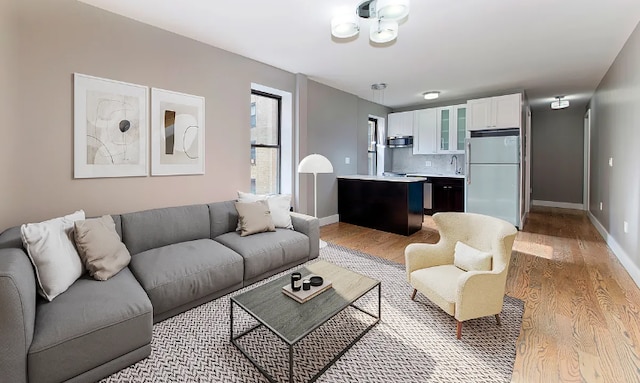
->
[250,89,282,194]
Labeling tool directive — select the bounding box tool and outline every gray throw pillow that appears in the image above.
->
[74,215,131,281]
[235,200,276,237]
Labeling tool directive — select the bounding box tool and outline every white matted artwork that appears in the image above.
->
[74,73,149,178]
[151,88,205,176]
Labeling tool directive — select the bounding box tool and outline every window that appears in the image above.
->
[250,91,280,194]
[368,117,378,175]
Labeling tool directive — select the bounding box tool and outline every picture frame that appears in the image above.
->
[151,88,205,176]
[73,73,149,178]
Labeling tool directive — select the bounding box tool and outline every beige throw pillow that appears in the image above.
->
[453,241,492,272]
[20,210,86,301]
[237,191,293,229]
[235,200,276,237]
[74,215,131,281]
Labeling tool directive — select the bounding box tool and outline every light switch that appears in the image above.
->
[600,202,603,211]
[345,157,350,164]
[624,221,629,233]
[425,161,432,167]
[609,157,613,167]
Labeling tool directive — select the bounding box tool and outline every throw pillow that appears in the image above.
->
[237,191,293,230]
[74,215,131,281]
[20,210,86,301]
[235,200,276,237]
[453,241,493,272]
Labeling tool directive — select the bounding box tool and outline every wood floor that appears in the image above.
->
[320,207,640,383]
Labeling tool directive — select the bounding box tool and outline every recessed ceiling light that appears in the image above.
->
[423,91,440,100]
[551,96,569,109]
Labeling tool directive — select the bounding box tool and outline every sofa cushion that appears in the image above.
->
[235,200,276,237]
[74,215,131,281]
[121,204,211,255]
[20,210,86,301]
[129,239,244,316]
[214,229,309,281]
[208,200,239,238]
[28,267,152,383]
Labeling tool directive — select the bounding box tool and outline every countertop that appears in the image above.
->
[405,173,466,179]
[337,175,427,183]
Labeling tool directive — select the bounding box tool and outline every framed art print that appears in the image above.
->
[74,73,148,178]
[151,88,205,176]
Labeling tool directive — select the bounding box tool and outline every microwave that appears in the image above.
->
[387,136,413,148]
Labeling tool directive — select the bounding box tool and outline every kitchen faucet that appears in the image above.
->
[451,155,460,174]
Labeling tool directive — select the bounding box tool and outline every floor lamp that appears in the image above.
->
[298,154,334,248]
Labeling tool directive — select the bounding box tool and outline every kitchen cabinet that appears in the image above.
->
[413,108,437,154]
[467,93,521,131]
[429,177,464,214]
[436,104,466,153]
[387,111,414,137]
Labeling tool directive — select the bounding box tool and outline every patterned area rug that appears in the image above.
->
[102,244,523,383]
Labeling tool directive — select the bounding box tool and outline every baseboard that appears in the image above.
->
[532,200,585,210]
[588,212,640,288]
[319,214,339,226]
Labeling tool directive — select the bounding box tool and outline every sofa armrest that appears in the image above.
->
[405,242,454,281]
[290,212,320,259]
[0,247,37,383]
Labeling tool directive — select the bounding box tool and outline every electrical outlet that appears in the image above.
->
[600,202,603,211]
[425,161,432,167]
[609,157,614,167]
[345,157,350,164]
[624,221,629,233]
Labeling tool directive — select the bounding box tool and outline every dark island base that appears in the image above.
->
[338,178,424,236]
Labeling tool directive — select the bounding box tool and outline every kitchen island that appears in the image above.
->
[337,175,426,236]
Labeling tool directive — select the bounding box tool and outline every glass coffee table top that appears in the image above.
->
[231,259,380,344]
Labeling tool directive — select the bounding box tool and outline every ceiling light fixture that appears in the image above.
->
[551,96,569,109]
[423,91,440,100]
[371,83,387,104]
[331,0,410,44]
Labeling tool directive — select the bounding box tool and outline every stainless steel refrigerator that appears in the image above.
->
[465,128,520,227]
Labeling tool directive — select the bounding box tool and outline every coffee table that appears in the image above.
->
[230,260,381,383]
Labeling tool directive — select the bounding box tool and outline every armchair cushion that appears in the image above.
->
[453,241,492,272]
[410,265,465,316]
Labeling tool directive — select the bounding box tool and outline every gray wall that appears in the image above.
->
[531,108,585,204]
[305,81,388,218]
[589,20,640,275]
[0,0,298,229]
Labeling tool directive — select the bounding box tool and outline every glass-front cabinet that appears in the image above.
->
[436,104,466,153]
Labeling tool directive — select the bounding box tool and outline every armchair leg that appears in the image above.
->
[495,314,501,326]
[411,288,417,300]
[456,321,463,339]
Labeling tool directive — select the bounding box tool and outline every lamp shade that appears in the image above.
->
[331,14,360,38]
[298,154,334,174]
[370,19,398,43]
[376,0,410,20]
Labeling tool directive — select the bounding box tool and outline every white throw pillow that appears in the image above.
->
[237,191,294,230]
[21,210,86,301]
[453,241,492,272]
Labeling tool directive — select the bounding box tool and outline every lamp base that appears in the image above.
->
[319,239,328,249]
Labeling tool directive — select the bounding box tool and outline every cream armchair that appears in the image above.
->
[405,212,518,339]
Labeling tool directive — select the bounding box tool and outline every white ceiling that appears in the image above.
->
[79,0,640,110]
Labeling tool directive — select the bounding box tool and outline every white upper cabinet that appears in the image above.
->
[387,111,414,137]
[467,93,521,131]
[413,108,437,154]
[436,105,466,153]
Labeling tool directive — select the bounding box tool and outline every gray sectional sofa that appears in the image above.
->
[0,200,319,383]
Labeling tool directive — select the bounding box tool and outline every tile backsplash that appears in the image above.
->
[389,147,465,175]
